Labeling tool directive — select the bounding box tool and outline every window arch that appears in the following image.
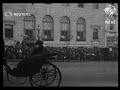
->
[24,14,35,40]
[60,16,70,41]
[76,17,86,41]
[60,16,70,24]
[43,15,54,41]
[24,15,35,21]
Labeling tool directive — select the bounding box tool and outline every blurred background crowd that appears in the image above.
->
[4,41,118,62]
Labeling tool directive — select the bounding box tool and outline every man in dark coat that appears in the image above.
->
[16,39,57,75]
[16,39,44,74]
[30,39,44,57]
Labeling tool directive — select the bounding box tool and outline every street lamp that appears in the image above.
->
[37,25,40,40]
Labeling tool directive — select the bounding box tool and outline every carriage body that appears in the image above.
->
[11,61,43,77]
[3,52,62,87]
[11,53,57,77]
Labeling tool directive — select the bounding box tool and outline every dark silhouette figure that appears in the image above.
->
[30,39,44,57]
[15,39,57,75]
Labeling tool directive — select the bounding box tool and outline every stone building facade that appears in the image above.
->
[3,3,118,48]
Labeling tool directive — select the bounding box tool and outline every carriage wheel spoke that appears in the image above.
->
[39,78,46,86]
[30,63,62,87]
[50,82,56,86]
[35,77,41,82]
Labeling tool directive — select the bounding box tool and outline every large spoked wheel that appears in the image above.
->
[29,62,62,87]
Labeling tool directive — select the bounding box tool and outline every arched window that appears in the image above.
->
[43,15,54,41]
[76,17,86,41]
[60,16,70,41]
[24,15,35,40]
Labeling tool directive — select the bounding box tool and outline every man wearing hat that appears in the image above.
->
[16,39,44,73]
[30,39,56,59]
[30,39,44,57]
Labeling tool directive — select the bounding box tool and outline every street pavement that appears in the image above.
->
[3,61,118,87]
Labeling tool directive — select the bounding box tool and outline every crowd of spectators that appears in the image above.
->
[4,43,118,62]
[46,46,118,62]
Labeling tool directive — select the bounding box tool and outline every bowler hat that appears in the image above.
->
[36,40,43,45]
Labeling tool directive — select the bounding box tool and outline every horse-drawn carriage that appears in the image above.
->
[3,52,62,87]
